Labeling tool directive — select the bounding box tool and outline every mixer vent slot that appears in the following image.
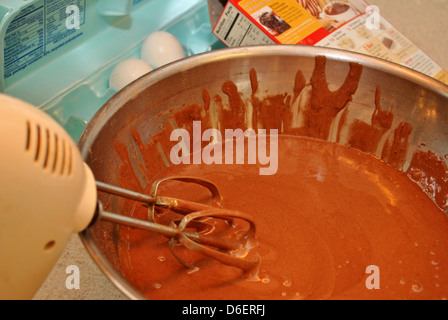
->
[26,121,74,176]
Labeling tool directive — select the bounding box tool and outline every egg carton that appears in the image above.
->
[0,0,224,141]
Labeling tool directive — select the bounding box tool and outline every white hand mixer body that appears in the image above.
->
[0,94,97,299]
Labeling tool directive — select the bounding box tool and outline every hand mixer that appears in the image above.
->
[0,94,259,300]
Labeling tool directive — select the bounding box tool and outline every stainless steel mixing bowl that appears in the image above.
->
[78,45,448,300]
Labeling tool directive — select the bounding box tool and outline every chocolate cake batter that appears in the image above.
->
[111,56,448,300]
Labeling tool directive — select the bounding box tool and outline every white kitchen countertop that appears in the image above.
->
[33,0,448,300]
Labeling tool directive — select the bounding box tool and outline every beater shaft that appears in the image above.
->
[96,180,214,214]
[97,207,241,251]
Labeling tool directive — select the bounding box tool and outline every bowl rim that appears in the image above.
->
[78,45,448,160]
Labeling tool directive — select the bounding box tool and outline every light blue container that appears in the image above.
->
[0,0,224,141]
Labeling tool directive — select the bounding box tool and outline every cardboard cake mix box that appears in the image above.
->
[211,0,448,84]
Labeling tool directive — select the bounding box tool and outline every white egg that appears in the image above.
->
[109,58,152,91]
[141,31,186,68]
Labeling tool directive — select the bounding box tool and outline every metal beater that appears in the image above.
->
[95,178,259,272]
